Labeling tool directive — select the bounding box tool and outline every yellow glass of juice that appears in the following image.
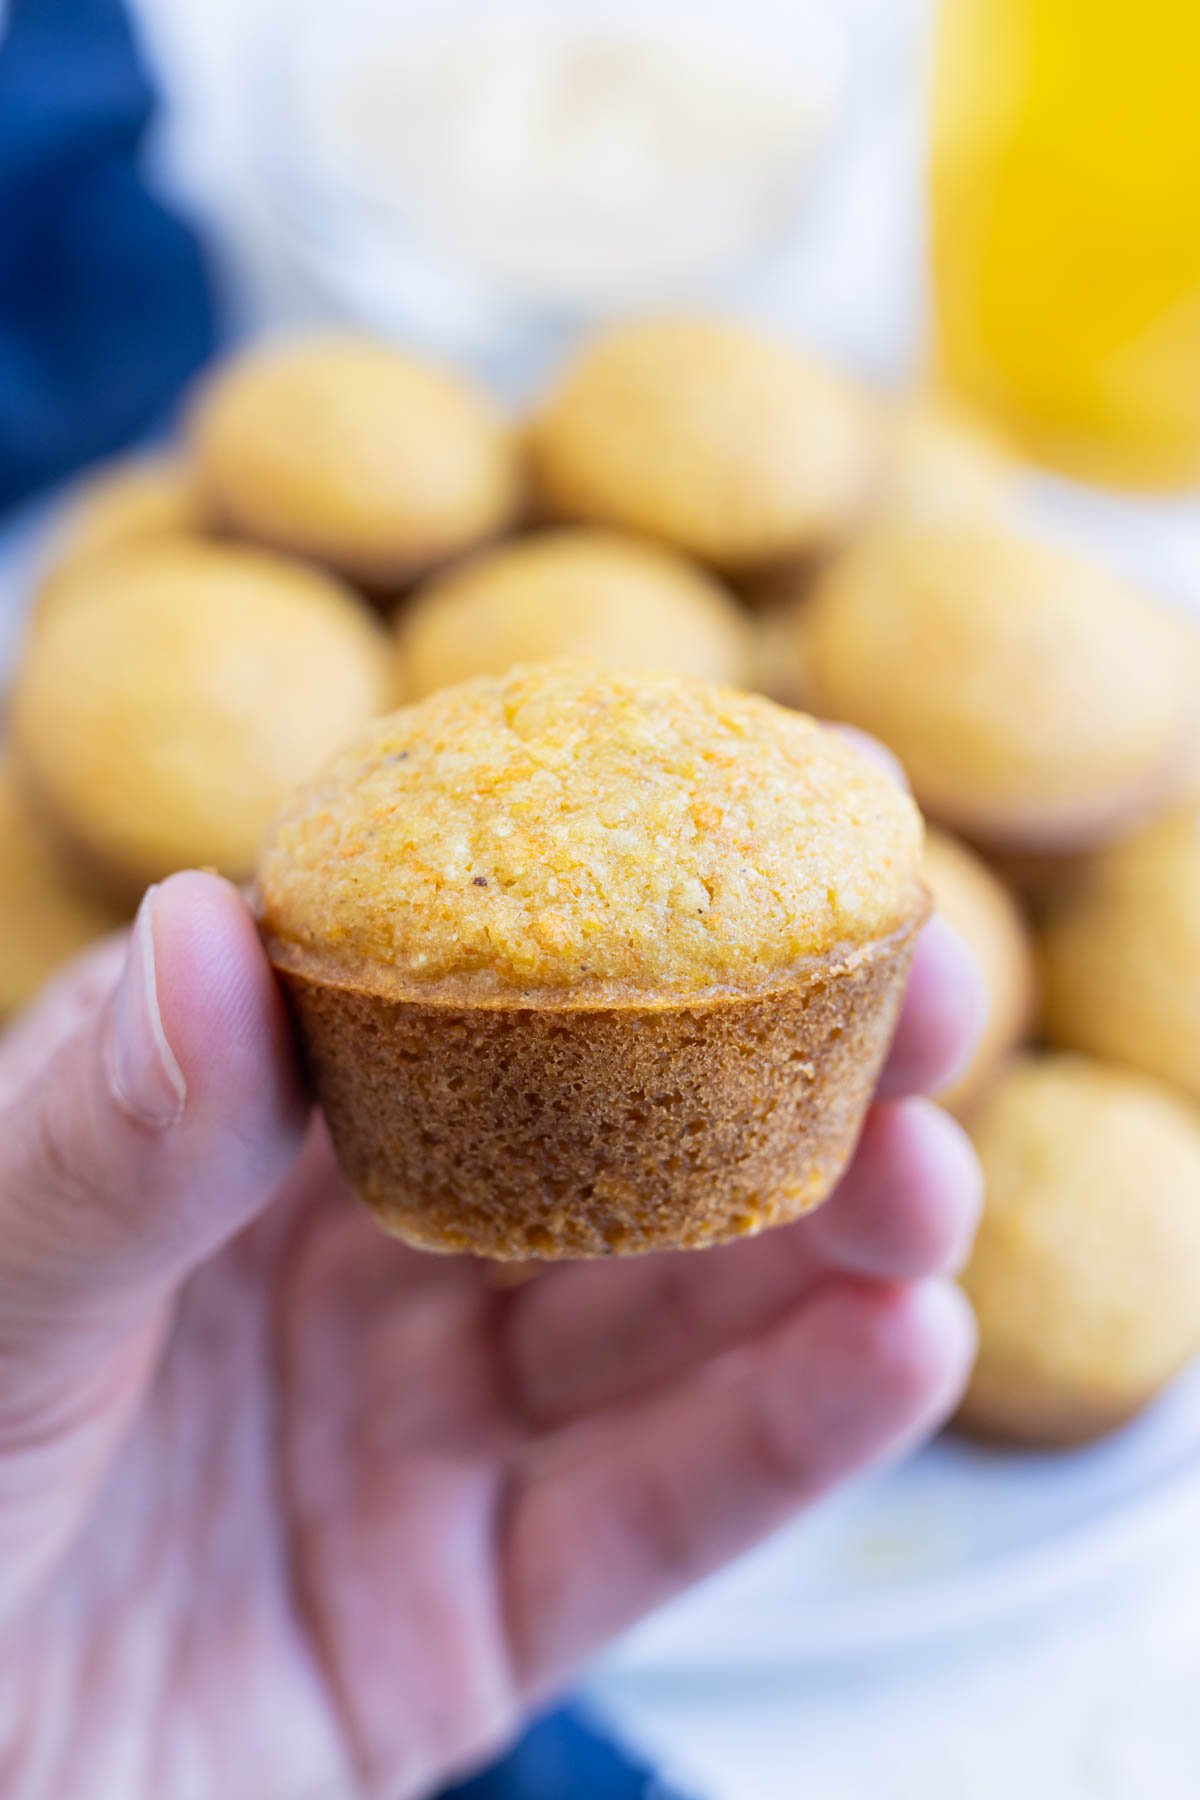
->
[930,0,1200,489]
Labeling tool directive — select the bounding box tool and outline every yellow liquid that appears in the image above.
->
[931,0,1200,489]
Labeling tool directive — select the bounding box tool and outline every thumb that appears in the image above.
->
[0,870,308,1374]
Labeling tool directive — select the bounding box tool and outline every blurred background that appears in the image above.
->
[3,1,1200,1795]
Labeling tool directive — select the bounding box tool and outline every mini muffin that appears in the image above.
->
[0,758,127,1017]
[959,1054,1200,1446]
[190,334,521,587]
[805,523,1189,852]
[258,663,926,1260]
[46,454,204,577]
[395,528,749,699]
[1041,797,1200,1104]
[527,318,878,573]
[11,542,393,899]
[877,395,1017,523]
[923,830,1035,1115]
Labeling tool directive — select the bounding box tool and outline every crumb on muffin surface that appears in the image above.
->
[259,662,924,1001]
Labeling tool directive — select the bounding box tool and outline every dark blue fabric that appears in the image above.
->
[0,0,217,515]
[443,1705,694,1799]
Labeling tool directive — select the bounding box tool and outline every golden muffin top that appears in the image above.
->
[963,1054,1200,1400]
[46,454,204,579]
[806,523,1189,847]
[11,541,393,892]
[922,829,1034,1115]
[1041,796,1200,1102]
[527,318,877,572]
[190,333,521,584]
[259,662,924,1003]
[0,758,127,1015]
[396,528,749,699]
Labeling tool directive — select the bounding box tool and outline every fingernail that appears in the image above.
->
[105,886,187,1129]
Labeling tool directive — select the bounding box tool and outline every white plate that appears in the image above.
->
[602,1362,1200,1676]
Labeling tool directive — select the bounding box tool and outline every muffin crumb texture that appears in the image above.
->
[288,936,917,1258]
[260,662,924,1002]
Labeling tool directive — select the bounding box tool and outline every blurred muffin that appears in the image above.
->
[980,846,1098,919]
[805,523,1189,852]
[1041,796,1200,1104]
[258,663,926,1260]
[527,318,878,573]
[396,528,749,698]
[190,334,521,587]
[960,1054,1200,1446]
[923,830,1035,1115]
[45,454,204,580]
[1162,609,1200,800]
[0,758,127,1017]
[11,542,393,899]
[748,598,818,710]
[877,395,1018,522]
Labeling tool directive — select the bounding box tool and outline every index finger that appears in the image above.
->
[877,914,984,1100]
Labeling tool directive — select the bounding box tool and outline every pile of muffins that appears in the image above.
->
[4,318,1199,1450]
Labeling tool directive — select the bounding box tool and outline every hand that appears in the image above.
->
[0,872,981,1800]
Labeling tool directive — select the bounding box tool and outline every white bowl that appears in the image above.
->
[252,0,855,387]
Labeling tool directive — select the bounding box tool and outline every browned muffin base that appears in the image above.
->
[271,915,923,1260]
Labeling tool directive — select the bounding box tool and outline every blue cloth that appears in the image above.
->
[443,1705,692,1799]
[0,0,217,514]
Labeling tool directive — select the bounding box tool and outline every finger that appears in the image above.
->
[876,914,984,1100]
[830,723,910,791]
[0,933,127,1105]
[506,1097,980,1428]
[504,1277,976,1690]
[804,1099,982,1280]
[0,871,307,1379]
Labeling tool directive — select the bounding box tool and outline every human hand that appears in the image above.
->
[0,872,981,1799]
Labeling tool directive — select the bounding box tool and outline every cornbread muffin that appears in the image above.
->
[11,542,393,899]
[1041,797,1200,1104]
[878,396,1017,522]
[46,454,204,578]
[395,528,748,699]
[527,319,878,573]
[923,830,1035,1115]
[0,758,127,1017]
[960,1054,1200,1446]
[190,334,521,586]
[806,523,1189,851]
[258,663,926,1259]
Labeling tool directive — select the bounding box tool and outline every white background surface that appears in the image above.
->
[32,0,1200,1791]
